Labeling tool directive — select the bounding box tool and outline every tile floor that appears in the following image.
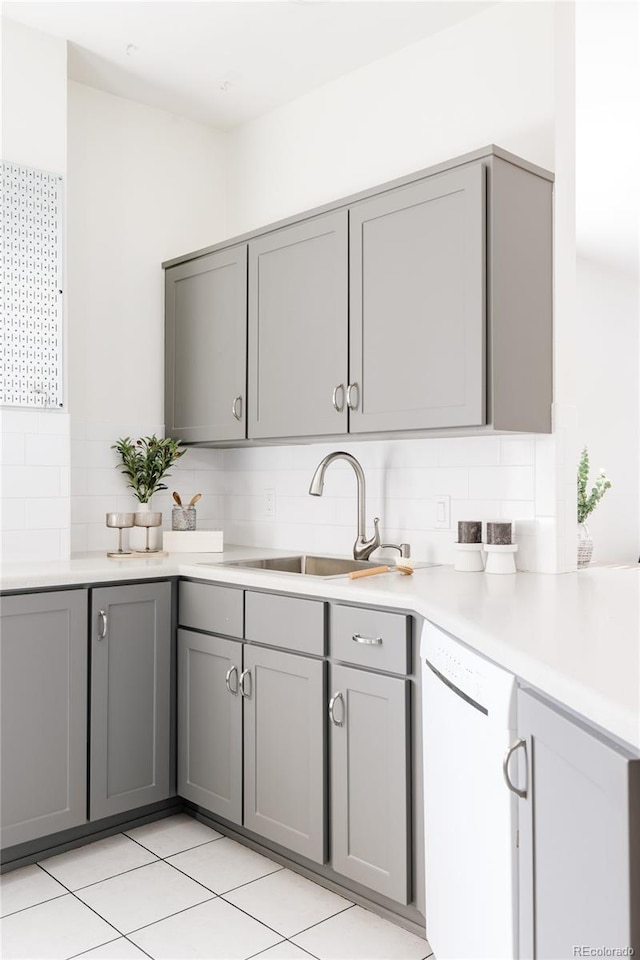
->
[0,814,433,960]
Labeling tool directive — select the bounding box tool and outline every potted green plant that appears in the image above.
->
[577,446,611,568]
[112,436,186,550]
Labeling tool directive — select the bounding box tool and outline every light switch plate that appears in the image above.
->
[434,495,450,529]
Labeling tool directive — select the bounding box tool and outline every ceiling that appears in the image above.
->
[4,1,496,129]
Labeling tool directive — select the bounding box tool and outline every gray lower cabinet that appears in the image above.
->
[248,211,348,439]
[165,244,247,443]
[516,688,640,958]
[243,644,326,864]
[90,582,172,820]
[177,629,242,824]
[329,663,410,904]
[1,590,88,849]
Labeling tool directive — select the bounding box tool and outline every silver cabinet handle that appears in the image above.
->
[332,384,345,412]
[352,633,382,646]
[232,395,243,421]
[503,738,527,798]
[225,665,239,695]
[346,383,359,410]
[329,692,344,726]
[240,668,252,699]
[97,609,107,640]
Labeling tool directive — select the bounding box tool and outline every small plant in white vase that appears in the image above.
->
[112,436,186,550]
[577,446,611,568]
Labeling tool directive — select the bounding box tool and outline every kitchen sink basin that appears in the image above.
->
[205,555,386,578]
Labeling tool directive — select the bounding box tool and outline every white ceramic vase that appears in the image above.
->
[130,501,163,552]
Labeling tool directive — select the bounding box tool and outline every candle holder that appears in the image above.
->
[486,521,514,546]
[106,512,135,558]
[133,511,163,553]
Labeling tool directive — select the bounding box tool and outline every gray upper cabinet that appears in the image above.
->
[516,688,640,958]
[178,629,242,824]
[90,581,172,821]
[1,590,88,849]
[243,644,326,863]
[248,211,348,439]
[329,663,410,904]
[349,165,485,432]
[165,245,247,442]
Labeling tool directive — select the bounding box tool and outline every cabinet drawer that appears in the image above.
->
[245,592,325,656]
[330,605,410,674]
[179,581,244,638]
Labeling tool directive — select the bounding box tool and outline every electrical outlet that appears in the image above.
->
[434,495,450,529]
[264,488,276,519]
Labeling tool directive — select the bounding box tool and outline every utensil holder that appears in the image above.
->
[172,505,196,531]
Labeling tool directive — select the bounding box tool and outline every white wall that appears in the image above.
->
[67,83,227,552]
[0,19,70,563]
[575,2,640,564]
[222,1,560,570]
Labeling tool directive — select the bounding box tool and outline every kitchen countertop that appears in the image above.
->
[1,546,639,750]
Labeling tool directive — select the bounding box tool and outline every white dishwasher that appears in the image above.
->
[421,620,519,960]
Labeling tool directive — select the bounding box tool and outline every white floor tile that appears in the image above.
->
[252,943,318,960]
[292,904,430,960]
[0,863,67,917]
[125,814,222,858]
[167,836,282,894]
[0,893,118,960]
[75,860,214,935]
[224,869,352,939]
[129,898,281,959]
[76,938,150,958]
[39,834,157,891]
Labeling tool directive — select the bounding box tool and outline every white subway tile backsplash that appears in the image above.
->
[1,410,40,434]
[500,438,535,465]
[438,437,501,467]
[25,498,70,530]
[469,466,535,501]
[37,412,70,435]
[71,495,118,525]
[1,433,25,465]
[2,465,62,499]
[386,468,469,500]
[25,433,69,467]
[0,500,26,531]
[1,530,62,563]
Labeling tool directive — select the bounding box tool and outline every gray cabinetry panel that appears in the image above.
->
[245,591,325,655]
[178,629,242,824]
[330,663,409,904]
[330,605,409,674]
[179,581,244,638]
[165,245,247,442]
[90,582,172,821]
[243,645,325,863]
[517,688,639,958]
[1,590,88,848]
[349,165,485,433]
[248,212,348,439]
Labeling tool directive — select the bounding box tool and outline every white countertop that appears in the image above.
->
[2,547,639,750]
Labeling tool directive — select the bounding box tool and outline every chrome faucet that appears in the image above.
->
[308,451,410,561]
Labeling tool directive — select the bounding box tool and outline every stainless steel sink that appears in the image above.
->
[204,555,386,578]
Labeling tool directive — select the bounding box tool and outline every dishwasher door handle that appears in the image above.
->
[503,738,527,798]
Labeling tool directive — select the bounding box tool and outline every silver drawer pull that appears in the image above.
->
[240,668,252,699]
[346,383,359,411]
[503,738,527,798]
[332,384,345,412]
[329,692,344,726]
[352,633,382,646]
[232,395,243,421]
[97,610,107,640]
[225,665,239,695]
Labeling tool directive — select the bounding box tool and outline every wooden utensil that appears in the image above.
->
[172,491,182,506]
[348,564,413,580]
[188,493,202,507]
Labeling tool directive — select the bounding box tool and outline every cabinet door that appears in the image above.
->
[349,164,485,432]
[165,245,247,443]
[178,629,242,824]
[243,646,325,863]
[90,582,172,820]
[248,212,348,439]
[517,688,640,958]
[1,590,88,848]
[330,664,409,903]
